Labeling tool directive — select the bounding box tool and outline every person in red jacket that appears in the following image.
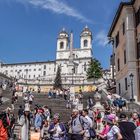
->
[0,116,8,140]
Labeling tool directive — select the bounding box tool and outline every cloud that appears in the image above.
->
[95,30,108,47]
[15,0,91,23]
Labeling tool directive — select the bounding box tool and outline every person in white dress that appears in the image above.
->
[18,106,30,140]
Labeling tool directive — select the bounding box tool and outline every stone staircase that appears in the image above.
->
[0,90,74,139]
[0,91,72,121]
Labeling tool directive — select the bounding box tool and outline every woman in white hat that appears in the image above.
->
[18,106,30,140]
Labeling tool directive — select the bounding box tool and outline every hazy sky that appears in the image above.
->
[0,0,127,68]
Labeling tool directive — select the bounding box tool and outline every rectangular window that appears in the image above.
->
[43,71,46,76]
[124,50,126,64]
[34,69,36,71]
[84,63,86,71]
[44,65,46,69]
[117,58,120,71]
[125,78,128,90]
[118,83,121,95]
[136,8,140,26]
[137,42,140,59]
[116,32,119,47]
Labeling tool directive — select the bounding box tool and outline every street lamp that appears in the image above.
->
[129,73,135,102]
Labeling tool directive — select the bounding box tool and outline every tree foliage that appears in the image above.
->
[53,66,62,89]
[87,58,103,80]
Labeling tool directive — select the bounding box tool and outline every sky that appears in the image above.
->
[0,0,128,68]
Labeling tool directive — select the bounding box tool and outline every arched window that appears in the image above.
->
[60,42,64,49]
[84,40,88,47]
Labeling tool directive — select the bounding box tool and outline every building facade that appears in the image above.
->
[108,0,140,101]
[0,26,93,89]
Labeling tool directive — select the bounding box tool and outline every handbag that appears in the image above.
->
[89,128,96,139]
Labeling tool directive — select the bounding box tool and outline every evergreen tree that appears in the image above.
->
[87,58,103,82]
[53,66,62,89]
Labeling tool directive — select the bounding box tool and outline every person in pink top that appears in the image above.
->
[97,118,110,140]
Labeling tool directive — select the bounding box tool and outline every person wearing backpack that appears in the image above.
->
[48,113,67,140]
[70,109,90,140]
[94,109,102,131]
[82,109,96,140]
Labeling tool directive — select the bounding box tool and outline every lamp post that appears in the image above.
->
[129,73,135,102]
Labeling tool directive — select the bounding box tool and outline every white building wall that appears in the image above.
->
[56,51,70,60]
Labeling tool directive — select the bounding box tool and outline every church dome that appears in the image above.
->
[58,28,68,39]
[80,25,92,37]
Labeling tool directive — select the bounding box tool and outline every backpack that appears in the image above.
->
[79,116,96,139]
[89,128,96,139]
[96,112,102,119]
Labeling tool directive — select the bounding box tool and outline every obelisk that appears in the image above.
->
[69,32,75,93]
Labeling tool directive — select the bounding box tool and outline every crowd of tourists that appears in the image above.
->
[1,103,140,140]
[0,85,140,140]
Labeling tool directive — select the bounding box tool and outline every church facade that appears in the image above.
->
[0,26,93,88]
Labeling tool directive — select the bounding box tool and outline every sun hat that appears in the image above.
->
[53,113,60,119]
[103,114,116,124]
[107,114,116,121]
